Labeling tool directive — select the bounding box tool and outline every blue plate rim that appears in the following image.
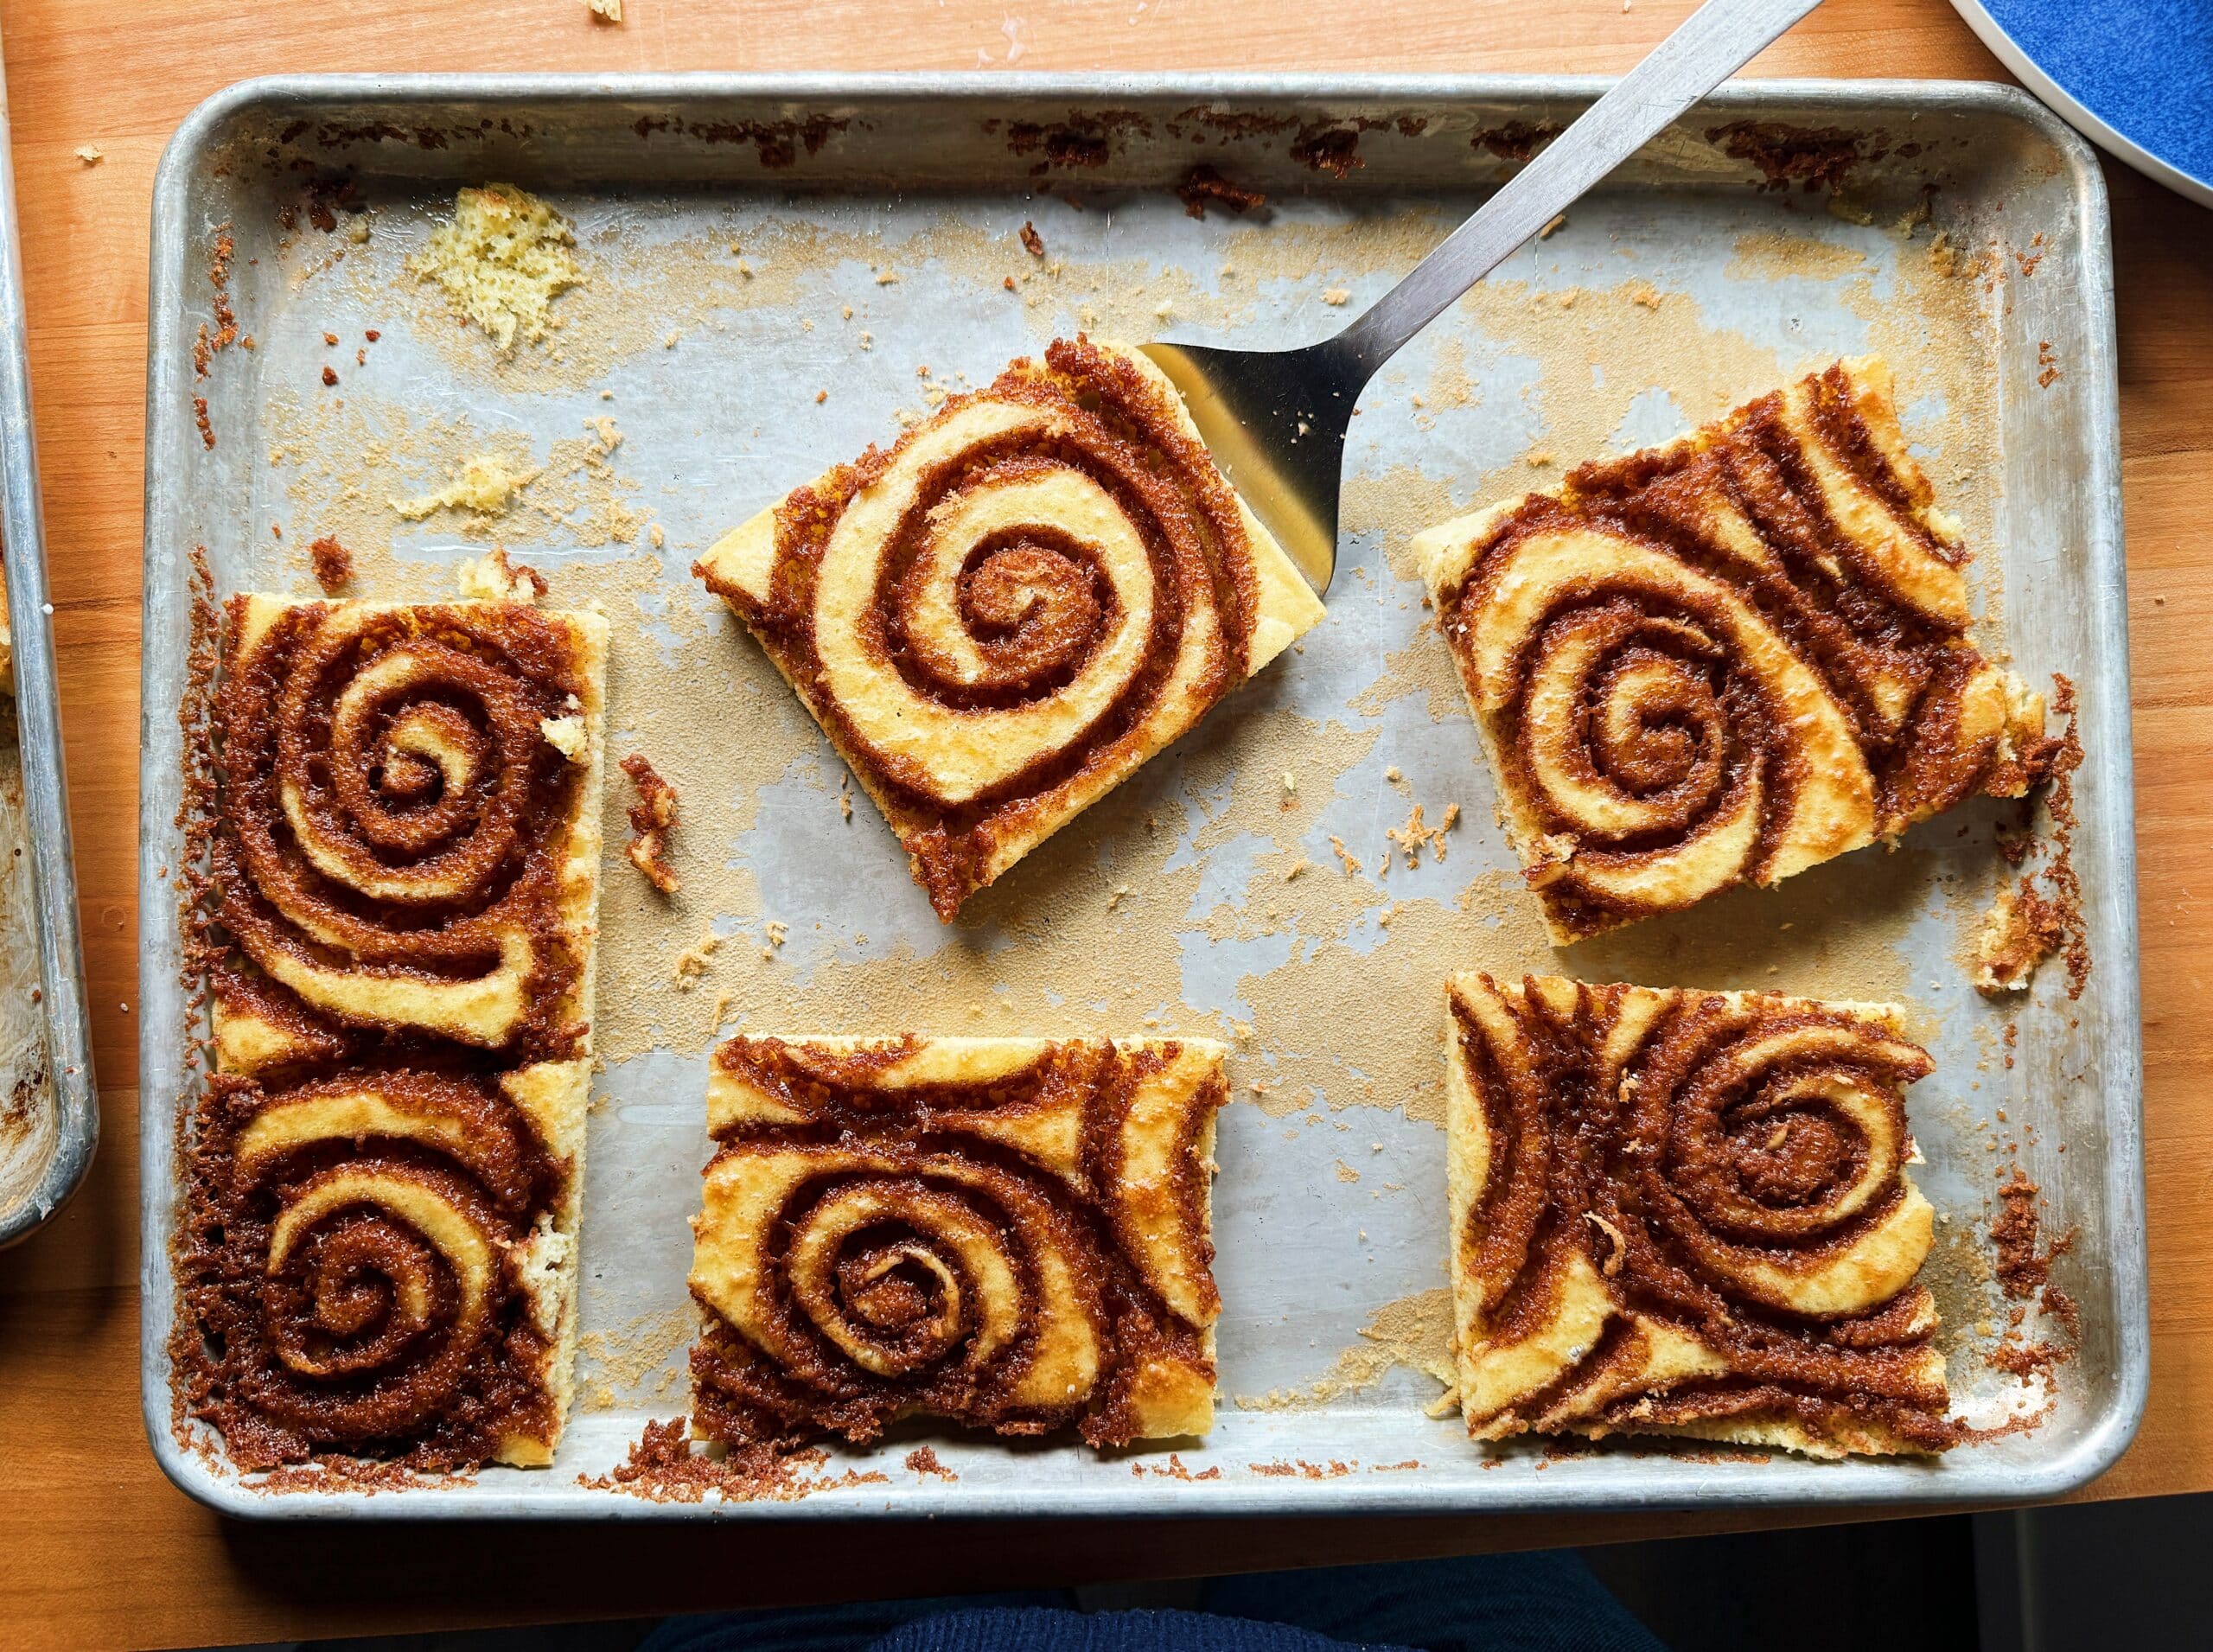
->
[1949,0,2213,207]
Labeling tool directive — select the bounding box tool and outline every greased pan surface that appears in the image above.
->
[139,75,2142,1517]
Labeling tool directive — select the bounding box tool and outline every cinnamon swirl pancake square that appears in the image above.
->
[1417,357,2050,943]
[688,1034,1227,1451]
[180,596,607,1473]
[694,337,1326,920]
[1445,973,1958,1459]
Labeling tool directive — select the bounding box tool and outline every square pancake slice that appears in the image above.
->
[1445,973,1957,1458]
[1415,357,2049,943]
[688,1033,1227,1450]
[695,336,1324,920]
[180,595,606,1473]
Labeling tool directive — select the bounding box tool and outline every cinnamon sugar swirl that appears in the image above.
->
[179,596,606,1471]
[688,1034,1225,1450]
[1418,358,2048,942]
[695,337,1324,919]
[1445,973,1957,1458]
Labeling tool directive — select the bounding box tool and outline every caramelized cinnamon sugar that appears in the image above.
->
[1176,165,1266,220]
[580,1416,891,1504]
[175,596,603,1473]
[693,335,1321,919]
[688,1035,1224,1451]
[1447,975,1961,1457]
[1419,358,2049,943]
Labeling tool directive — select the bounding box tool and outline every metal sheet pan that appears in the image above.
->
[0,25,99,1249]
[138,73,2143,1520]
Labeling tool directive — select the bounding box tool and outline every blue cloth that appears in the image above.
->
[639,1551,1665,1652]
[1978,0,2213,188]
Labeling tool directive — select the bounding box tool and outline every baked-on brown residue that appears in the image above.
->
[582,1416,893,1504]
[1706,122,1880,194]
[1177,164,1266,220]
[689,1036,1223,1451]
[621,752,680,894]
[630,114,846,169]
[307,535,353,593]
[1001,112,1151,172]
[1991,1169,2076,1301]
[193,224,237,379]
[189,224,238,447]
[1474,121,1559,163]
[1289,118,1377,178]
[1130,1451,1221,1481]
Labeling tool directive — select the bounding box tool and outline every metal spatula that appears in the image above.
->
[1143,0,1825,596]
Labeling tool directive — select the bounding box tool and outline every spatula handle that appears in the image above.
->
[1334,0,1825,377]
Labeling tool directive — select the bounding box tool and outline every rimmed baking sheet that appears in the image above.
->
[139,73,2142,1518]
[0,23,98,1250]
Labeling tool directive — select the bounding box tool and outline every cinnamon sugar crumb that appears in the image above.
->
[673,929,719,989]
[582,1418,890,1504]
[1386,801,1459,866]
[1974,880,2064,993]
[621,753,680,894]
[903,1446,957,1482]
[307,535,352,593]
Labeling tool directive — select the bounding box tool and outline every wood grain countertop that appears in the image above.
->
[1,0,2206,1645]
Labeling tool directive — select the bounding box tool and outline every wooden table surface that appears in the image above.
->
[2,0,2207,1645]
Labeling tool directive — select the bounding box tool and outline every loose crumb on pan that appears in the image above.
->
[1019,220,1046,258]
[408,182,583,352]
[454,545,546,604]
[588,0,622,18]
[307,535,352,593]
[1973,879,2063,994]
[393,452,538,520]
[1976,675,2088,998]
[76,145,103,166]
[673,928,719,989]
[579,1417,891,1504]
[622,753,680,894]
[1385,801,1459,867]
[903,1446,957,1482]
[1991,1170,2075,1303]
